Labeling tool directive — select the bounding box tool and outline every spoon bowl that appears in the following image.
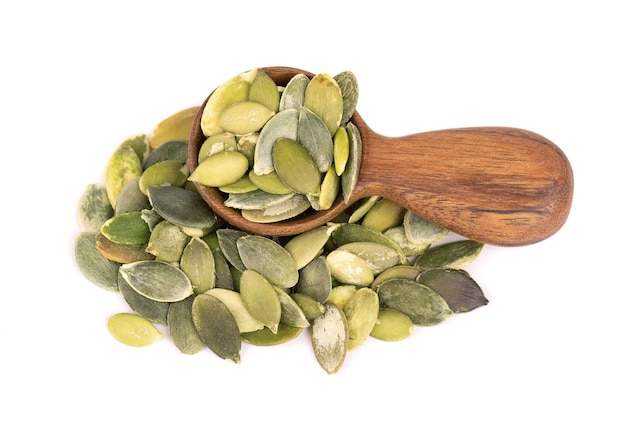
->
[188,66,573,246]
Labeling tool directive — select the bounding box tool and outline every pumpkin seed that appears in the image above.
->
[326,249,374,286]
[215,228,248,272]
[180,237,215,294]
[119,260,193,302]
[248,170,292,195]
[418,268,489,313]
[200,70,253,136]
[336,241,403,275]
[140,208,164,231]
[344,287,379,351]
[291,293,325,320]
[74,232,120,291]
[219,175,258,194]
[100,211,151,245]
[78,184,113,233]
[274,287,310,328]
[384,226,429,256]
[138,160,188,195]
[371,265,422,292]
[189,150,249,188]
[333,126,350,176]
[205,288,264,333]
[297,107,333,172]
[361,198,406,232]
[284,225,334,270]
[326,285,357,309]
[254,108,299,175]
[150,106,198,149]
[239,270,282,334]
[404,211,449,247]
[341,122,362,203]
[248,68,280,112]
[332,223,408,265]
[304,73,343,136]
[272,137,322,195]
[143,140,188,168]
[167,296,205,355]
[145,220,190,262]
[192,293,242,363]
[224,189,295,210]
[241,324,303,346]
[237,133,258,165]
[370,309,414,342]
[148,185,217,229]
[108,313,164,347]
[240,193,311,223]
[348,196,381,224]
[311,303,349,374]
[212,248,235,291]
[377,278,453,326]
[219,101,275,135]
[114,178,150,215]
[334,71,359,125]
[415,240,484,270]
[105,144,143,209]
[318,165,340,210]
[118,272,169,324]
[198,132,238,163]
[95,231,155,264]
[236,235,299,288]
[279,73,309,111]
[119,134,150,164]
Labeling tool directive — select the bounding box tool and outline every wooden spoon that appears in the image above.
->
[188,66,573,246]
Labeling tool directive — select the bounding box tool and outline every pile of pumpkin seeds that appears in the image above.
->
[75,73,489,374]
[189,68,361,222]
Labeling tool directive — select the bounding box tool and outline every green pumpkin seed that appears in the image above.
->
[249,68,280,112]
[237,235,299,288]
[241,324,303,346]
[167,296,205,355]
[404,211,449,247]
[114,178,151,215]
[119,260,193,302]
[318,165,340,210]
[200,70,253,136]
[205,288,264,333]
[336,241,403,275]
[311,303,348,374]
[138,160,188,195]
[215,228,248,272]
[254,108,299,175]
[105,144,143,209]
[334,71,359,125]
[384,226,429,256]
[78,184,113,233]
[140,208,164,231]
[180,237,215,294]
[291,293,326,320]
[304,73,343,136]
[240,193,311,223]
[120,134,150,164]
[150,106,198,149]
[279,73,309,111]
[326,249,374,286]
[272,137,322,195]
[189,150,249,188]
[418,268,489,313]
[344,287,379,351]
[248,170,292,195]
[108,313,163,347]
[118,272,169,324]
[371,265,422,292]
[239,270,282,334]
[348,196,381,224]
[341,122,362,203]
[284,225,334,270]
[297,107,334,172]
[224,189,295,210]
[74,232,120,291]
[415,240,484,270]
[145,220,190,262]
[100,211,151,245]
[198,132,238,163]
[95,231,155,264]
[370,309,414,342]
[332,223,408,265]
[219,175,259,194]
[144,140,188,168]
[192,293,241,363]
[212,248,235,291]
[326,285,357,309]
[148,185,217,229]
[361,198,406,232]
[377,278,453,326]
[219,101,275,135]
[333,126,350,176]
[274,287,310,328]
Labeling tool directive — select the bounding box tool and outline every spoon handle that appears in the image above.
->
[353,114,574,246]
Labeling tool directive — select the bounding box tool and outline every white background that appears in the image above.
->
[1,1,624,430]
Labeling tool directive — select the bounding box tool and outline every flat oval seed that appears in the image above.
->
[189,150,249,188]
[254,108,299,175]
[334,70,359,124]
[284,225,333,270]
[198,132,238,163]
[74,233,120,291]
[295,256,332,304]
[148,186,217,229]
[326,249,374,286]
[361,198,406,232]
[336,241,403,275]
[418,268,489,313]
[377,278,453,326]
[344,287,380,351]
[311,303,349,374]
[237,235,299,288]
[241,324,303,346]
[326,285,357,309]
[145,220,190,262]
[150,106,198,149]
[107,313,163,347]
[118,272,169,324]
[272,137,321,195]
[95,231,155,264]
[119,260,193,302]
[371,265,422,292]
[333,126,350,176]
[318,165,340,210]
[114,178,151,215]
[167,296,205,355]
[192,293,241,363]
[274,287,310,328]
[404,211,449,247]
[297,107,334,172]
[200,71,253,137]
[100,211,151,245]
[143,140,188,168]
[304,73,343,136]
[224,189,295,210]
[248,170,292,195]
[279,73,310,111]
[332,223,408,265]
[341,122,362,203]
[248,68,280,112]
[383,226,429,256]
[119,134,150,164]
[215,228,248,272]
[415,240,484,270]
[78,184,113,233]
[219,101,275,135]
[219,176,258,194]
[138,160,188,195]
[370,309,414,342]
[239,270,282,334]
[205,288,264,333]
[105,145,143,209]
[180,237,216,294]
[240,193,310,223]
[291,293,325,320]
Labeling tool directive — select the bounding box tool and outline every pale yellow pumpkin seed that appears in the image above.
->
[248,68,280,112]
[150,106,199,149]
[344,287,379,351]
[311,303,348,374]
[304,73,343,136]
[336,241,402,275]
[284,225,334,270]
[318,165,340,210]
[219,101,275,135]
[361,198,406,232]
[105,145,143,209]
[333,126,350,176]
[138,160,188,195]
[189,150,249,188]
[239,270,282,334]
[198,132,238,163]
[326,249,374,286]
[200,71,253,137]
[107,313,163,347]
[326,285,358,309]
[370,309,414,342]
[241,324,303,346]
[205,288,264,333]
[248,170,292,195]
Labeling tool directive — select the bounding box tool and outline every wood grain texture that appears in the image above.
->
[188,67,574,246]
